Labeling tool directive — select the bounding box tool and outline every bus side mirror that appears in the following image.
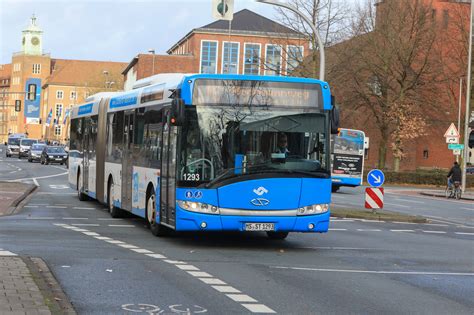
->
[469,130,474,148]
[170,99,185,126]
[330,106,340,134]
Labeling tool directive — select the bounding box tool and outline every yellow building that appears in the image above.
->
[0,16,126,143]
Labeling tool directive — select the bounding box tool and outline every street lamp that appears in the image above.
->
[148,49,155,76]
[255,0,325,81]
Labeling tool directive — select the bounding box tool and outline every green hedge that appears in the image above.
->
[380,171,474,187]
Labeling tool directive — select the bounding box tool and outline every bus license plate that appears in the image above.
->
[245,223,275,231]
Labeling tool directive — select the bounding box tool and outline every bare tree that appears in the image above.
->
[328,0,440,171]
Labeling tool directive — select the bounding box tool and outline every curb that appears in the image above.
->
[23,257,77,314]
[419,191,474,201]
[5,183,37,216]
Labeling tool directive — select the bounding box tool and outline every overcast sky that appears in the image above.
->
[0,0,360,65]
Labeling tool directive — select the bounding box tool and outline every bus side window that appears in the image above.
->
[145,106,162,167]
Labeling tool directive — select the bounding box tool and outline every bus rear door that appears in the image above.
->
[122,110,134,211]
[160,110,177,228]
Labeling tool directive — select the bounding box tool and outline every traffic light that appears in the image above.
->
[15,100,21,112]
[212,0,234,21]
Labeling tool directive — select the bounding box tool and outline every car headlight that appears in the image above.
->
[177,200,219,215]
[297,203,329,216]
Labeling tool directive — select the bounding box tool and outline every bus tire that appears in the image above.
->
[331,186,340,193]
[77,170,88,201]
[266,231,289,240]
[107,180,122,218]
[146,189,167,237]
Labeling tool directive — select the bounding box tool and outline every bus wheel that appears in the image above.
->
[107,180,122,218]
[146,190,167,237]
[77,171,88,201]
[266,231,289,240]
[331,186,340,193]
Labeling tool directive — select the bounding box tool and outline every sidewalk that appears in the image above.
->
[0,181,36,216]
[420,189,474,201]
[0,255,76,314]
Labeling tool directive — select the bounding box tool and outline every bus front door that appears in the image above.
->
[83,118,90,194]
[160,113,176,228]
[122,111,134,211]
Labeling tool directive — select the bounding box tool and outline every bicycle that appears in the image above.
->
[445,181,462,200]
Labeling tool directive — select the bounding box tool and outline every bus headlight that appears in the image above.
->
[297,204,329,216]
[177,200,220,215]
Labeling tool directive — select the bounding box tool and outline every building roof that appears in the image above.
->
[201,9,298,34]
[43,59,128,88]
[167,9,303,54]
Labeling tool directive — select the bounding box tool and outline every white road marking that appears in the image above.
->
[383,203,410,208]
[98,218,123,221]
[176,265,200,271]
[73,207,96,210]
[72,224,100,227]
[146,253,167,259]
[28,204,49,206]
[108,224,135,227]
[164,260,187,264]
[241,304,276,313]
[390,230,415,232]
[82,232,100,236]
[329,228,347,231]
[94,236,112,240]
[0,251,17,256]
[188,271,213,278]
[47,206,67,209]
[26,217,55,220]
[212,286,241,293]
[330,219,354,222]
[272,266,474,276]
[226,294,258,303]
[356,229,381,232]
[24,205,39,208]
[9,171,68,182]
[461,207,474,211]
[105,240,125,244]
[62,217,88,220]
[455,232,474,236]
[422,230,446,234]
[130,248,153,254]
[199,278,226,285]
[32,178,39,186]
[118,244,138,249]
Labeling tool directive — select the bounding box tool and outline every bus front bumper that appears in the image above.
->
[174,206,330,233]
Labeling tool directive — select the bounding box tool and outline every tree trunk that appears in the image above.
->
[378,127,388,169]
[394,157,400,172]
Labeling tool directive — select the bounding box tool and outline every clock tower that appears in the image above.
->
[21,15,43,55]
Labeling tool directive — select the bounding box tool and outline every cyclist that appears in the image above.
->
[447,161,462,189]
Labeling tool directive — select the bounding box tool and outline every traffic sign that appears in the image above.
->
[448,144,464,150]
[453,149,461,156]
[446,136,459,144]
[444,123,460,137]
[365,187,384,209]
[367,169,385,187]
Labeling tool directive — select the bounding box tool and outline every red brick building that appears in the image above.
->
[123,9,310,89]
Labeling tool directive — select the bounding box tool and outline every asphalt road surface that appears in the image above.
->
[1,152,473,314]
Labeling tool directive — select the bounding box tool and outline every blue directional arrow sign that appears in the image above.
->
[367,169,385,187]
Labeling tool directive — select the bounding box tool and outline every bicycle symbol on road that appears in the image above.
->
[122,304,207,315]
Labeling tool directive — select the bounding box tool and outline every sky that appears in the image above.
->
[0,0,288,65]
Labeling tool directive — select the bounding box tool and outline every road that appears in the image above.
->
[0,152,473,314]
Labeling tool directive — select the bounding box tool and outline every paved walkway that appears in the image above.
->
[420,189,474,201]
[0,256,51,314]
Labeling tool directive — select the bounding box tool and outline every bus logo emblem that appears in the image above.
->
[253,187,268,196]
[251,198,270,206]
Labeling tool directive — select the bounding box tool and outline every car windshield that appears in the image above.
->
[178,106,329,187]
[8,138,20,145]
[20,139,37,146]
[46,147,66,154]
[31,144,45,150]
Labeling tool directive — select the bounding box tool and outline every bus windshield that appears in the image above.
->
[178,106,329,187]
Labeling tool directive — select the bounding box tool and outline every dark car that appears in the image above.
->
[28,143,46,162]
[40,146,68,165]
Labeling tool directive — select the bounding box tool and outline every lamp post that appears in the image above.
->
[462,2,474,193]
[255,0,325,81]
[148,49,155,76]
[103,70,109,90]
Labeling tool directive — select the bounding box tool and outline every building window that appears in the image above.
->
[54,125,62,136]
[286,45,304,75]
[442,10,449,29]
[55,103,63,118]
[265,44,282,76]
[222,42,239,74]
[200,41,218,74]
[243,43,260,75]
[56,90,63,99]
[32,64,41,74]
[423,150,429,159]
[12,77,20,85]
[13,63,21,72]
[70,91,77,100]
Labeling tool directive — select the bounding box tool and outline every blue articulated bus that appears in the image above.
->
[69,73,338,239]
[331,128,365,192]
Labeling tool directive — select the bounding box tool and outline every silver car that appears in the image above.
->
[19,138,38,158]
[28,143,46,162]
